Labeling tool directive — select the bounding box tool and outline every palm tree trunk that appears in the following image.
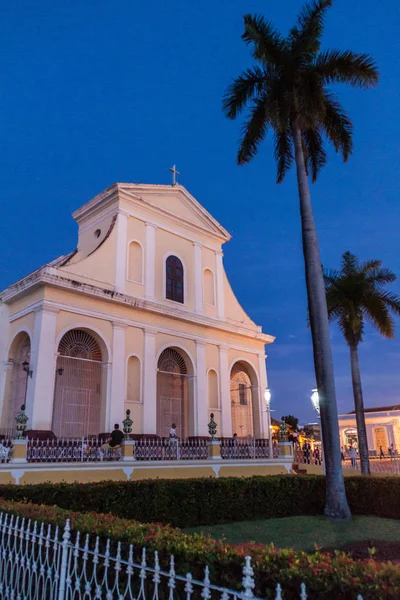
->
[291,122,351,520]
[349,343,370,475]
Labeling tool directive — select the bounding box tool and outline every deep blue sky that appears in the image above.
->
[1,0,399,423]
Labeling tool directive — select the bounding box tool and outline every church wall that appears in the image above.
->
[154,229,195,310]
[8,313,35,344]
[8,289,44,318]
[43,286,266,352]
[223,269,257,328]
[119,195,223,249]
[76,212,117,258]
[59,224,117,287]
[155,333,196,369]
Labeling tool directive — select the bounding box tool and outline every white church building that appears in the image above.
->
[0,182,274,440]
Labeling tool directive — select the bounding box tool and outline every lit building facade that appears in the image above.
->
[0,183,274,440]
[338,406,400,453]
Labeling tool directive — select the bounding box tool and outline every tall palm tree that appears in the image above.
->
[222,0,378,519]
[324,252,400,475]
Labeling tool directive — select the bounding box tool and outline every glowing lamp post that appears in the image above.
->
[264,388,273,457]
[310,388,320,415]
[310,388,325,474]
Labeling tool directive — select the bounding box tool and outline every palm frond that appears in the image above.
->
[316,49,379,88]
[374,290,400,316]
[359,258,382,274]
[302,128,327,182]
[274,129,294,183]
[322,92,353,161]
[362,295,395,339]
[222,67,266,120]
[242,14,285,65]
[289,0,333,58]
[237,95,269,165]
[368,267,397,286]
[341,251,358,275]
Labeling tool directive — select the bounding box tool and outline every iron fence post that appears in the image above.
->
[57,519,71,600]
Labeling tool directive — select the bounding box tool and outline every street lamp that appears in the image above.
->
[310,388,320,414]
[264,388,273,457]
[310,388,325,474]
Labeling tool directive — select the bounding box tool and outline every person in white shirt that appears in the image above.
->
[169,423,178,443]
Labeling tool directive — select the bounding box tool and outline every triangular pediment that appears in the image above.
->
[118,183,231,242]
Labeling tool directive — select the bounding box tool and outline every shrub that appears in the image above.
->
[0,498,399,599]
[0,476,398,527]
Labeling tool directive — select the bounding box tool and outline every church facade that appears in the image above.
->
[0,183,274,440]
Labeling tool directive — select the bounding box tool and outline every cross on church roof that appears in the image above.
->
[169,164,180,186]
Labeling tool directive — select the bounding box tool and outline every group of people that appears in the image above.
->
[301,442,322,465]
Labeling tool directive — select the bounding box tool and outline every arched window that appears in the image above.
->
[203,269,215,306]
[230,362,254,438]
[166,255,184,303]
[208,369,219,409]
[128,241,143,283]
[126,356,141,402]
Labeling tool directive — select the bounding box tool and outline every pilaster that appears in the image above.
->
[195,341,207,436]
[194,242,203,314]
[258,353,269,440]
[109,322,126,429]
[142,328,157,434]
[28,305,59,430]
[219,345,232,437]
[115,210,129,293]
[215,251,225,320]
[145,223,156,300]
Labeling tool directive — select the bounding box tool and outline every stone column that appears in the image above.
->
[27,305,58,430]
[0,361,13,427]
[258,353,269,440]
[219,345,232,437]
[114,210,128,294]
[194,242,203,314]
[145,223,157,301]
[215,251,225,320]
[108,322,126,430]
[195,341,208,436]
[0,303,10,424]
[142,328,157,434]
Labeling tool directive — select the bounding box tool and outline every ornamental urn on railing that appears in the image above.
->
[15,404,29,439]
[208,413,217,440]
[279,418,287,441]
[122,409,133,438]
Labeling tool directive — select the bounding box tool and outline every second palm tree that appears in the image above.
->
[324,252,400,475]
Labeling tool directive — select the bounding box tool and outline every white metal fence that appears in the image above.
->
[0,511,360,600]
[19,437,280,463]
[27,438,122,462]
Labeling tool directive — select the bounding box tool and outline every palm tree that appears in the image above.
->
[324,252,400,475]
[222,0,378,519]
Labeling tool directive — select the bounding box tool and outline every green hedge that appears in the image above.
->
[0,475,399,527]
[1,498,399,599]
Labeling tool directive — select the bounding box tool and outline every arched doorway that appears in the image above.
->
[2,332,31,431]
[52,329,103,438]
[230,361,256,438]
[156,347,193,438]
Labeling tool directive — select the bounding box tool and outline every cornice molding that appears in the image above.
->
[3,270,274,345]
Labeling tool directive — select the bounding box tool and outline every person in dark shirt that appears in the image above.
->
[101,424,124,452]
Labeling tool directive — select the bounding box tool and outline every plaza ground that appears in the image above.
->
[184,515,400,558]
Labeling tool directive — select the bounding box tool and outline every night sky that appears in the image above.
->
[1,0,399,424]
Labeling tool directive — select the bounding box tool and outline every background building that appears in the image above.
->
[338,406,400,454]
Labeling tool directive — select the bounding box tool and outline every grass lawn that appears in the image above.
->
[183,516,400,552]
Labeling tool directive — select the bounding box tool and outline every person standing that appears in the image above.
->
[348,446,357,469]
[380,446,384,459]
